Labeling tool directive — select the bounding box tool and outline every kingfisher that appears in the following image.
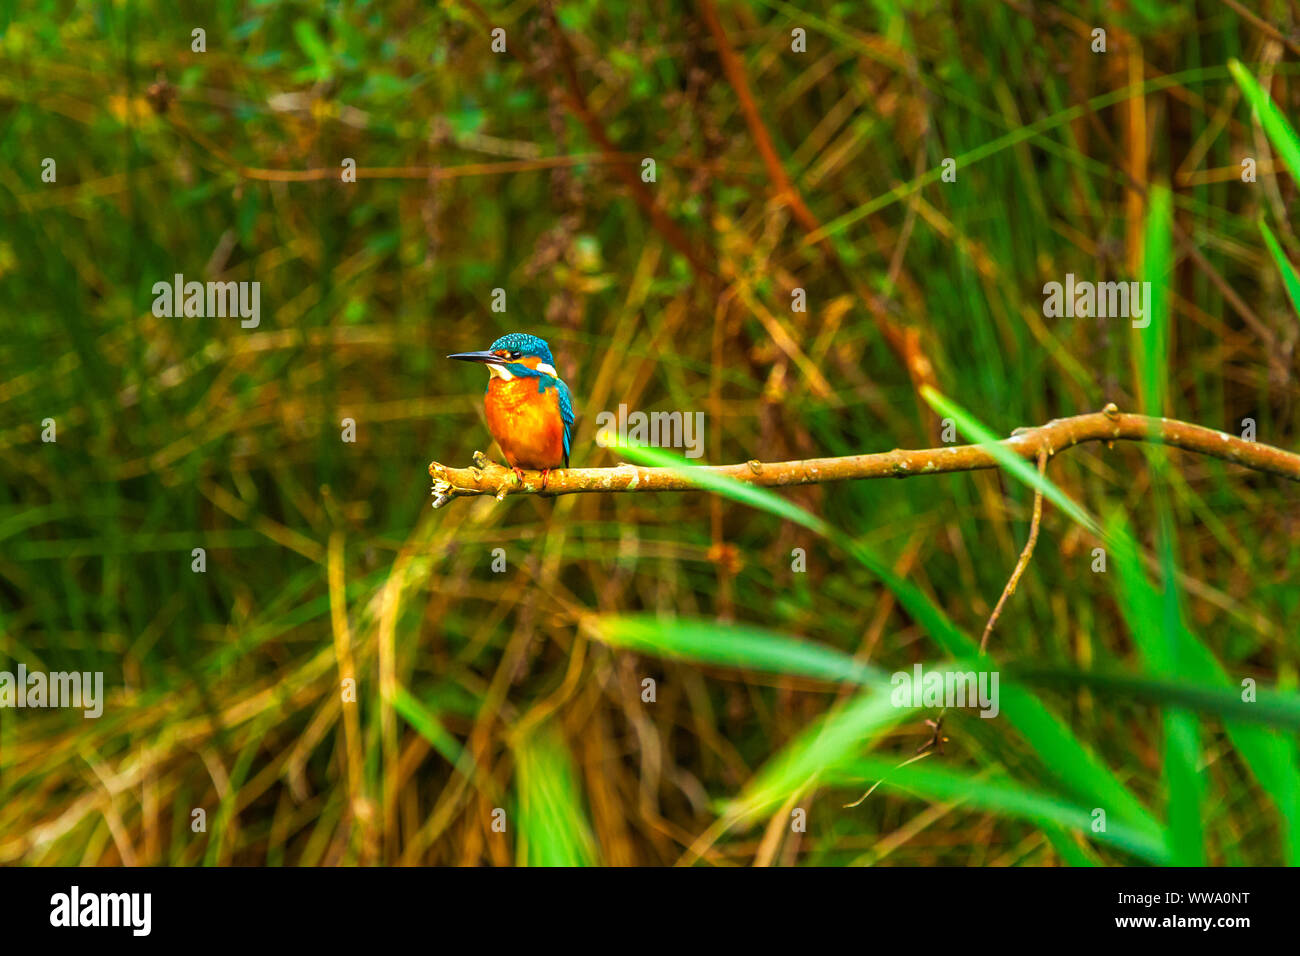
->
[448,332,575,489]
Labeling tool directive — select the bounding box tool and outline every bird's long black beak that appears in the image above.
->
[447,350,505,365]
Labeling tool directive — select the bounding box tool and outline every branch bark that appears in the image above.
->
[428,404,1300,507]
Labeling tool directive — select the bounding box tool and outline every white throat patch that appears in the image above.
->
[487,363,515,381]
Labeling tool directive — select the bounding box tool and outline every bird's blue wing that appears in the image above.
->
[556,378,575,467]
[536,373,576,467]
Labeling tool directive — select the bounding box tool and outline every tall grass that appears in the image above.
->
[1,0,1297,866]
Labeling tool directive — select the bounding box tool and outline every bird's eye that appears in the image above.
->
[508,350,521,360]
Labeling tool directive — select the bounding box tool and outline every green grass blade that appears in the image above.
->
[1259,218,1300,318]
[726,691,913,824]
[1161,710,1205,864]
[1228,58,1300,181]
[513,723,600,867]
[1010,664,1300,729]
[1137,183,1173,417]
[1136,185,1203,864]
[588,614,884,685]
[835,757,1170,864]
[390,685,466,767]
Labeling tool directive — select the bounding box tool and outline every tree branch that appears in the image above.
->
[428,404,1300,508]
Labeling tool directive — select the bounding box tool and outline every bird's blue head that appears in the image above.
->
[488,332,555,367]
[447,332,559,380]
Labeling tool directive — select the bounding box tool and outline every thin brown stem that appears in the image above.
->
[229,154,742,183]
[979,447,1048,655]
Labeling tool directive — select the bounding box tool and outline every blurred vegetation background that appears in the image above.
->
[1,0,1298,866]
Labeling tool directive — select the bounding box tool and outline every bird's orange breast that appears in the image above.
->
[484,377,566,470]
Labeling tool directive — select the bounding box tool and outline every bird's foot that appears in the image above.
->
[539,468,551,492]
[512,466,526,486]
